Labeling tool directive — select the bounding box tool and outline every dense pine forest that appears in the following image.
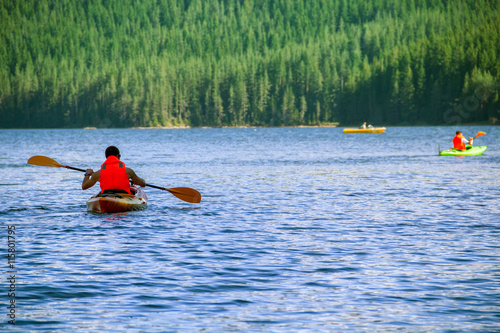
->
[1,0,499,128]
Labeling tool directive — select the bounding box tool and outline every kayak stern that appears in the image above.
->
[87,186,148,213]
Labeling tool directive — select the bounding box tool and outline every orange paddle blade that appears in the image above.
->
[166,187,202,203]
[474,131,486,138]
[27,155,65,168]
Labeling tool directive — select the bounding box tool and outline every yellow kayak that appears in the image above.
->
[343,127,386,133]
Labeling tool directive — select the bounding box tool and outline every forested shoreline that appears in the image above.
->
[1,0,499,128]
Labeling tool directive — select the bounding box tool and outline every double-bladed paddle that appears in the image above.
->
[27,155,201,203]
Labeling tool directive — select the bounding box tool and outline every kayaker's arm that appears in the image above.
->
[127,168,146,187]
[82,169,100,190]
[462,136,473,145]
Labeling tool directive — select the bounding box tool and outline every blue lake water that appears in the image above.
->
[1,126,499,332]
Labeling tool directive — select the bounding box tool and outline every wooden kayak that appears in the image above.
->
[343,127,386,133]
[86,186,148,213]
[439,145,487,156]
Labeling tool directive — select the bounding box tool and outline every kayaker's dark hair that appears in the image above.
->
[456,130,462,134]
[105,146,120,158]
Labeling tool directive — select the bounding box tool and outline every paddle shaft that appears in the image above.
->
[57,167,192,196]
[67,169,161,188]
[66,166,86,173]
[146,184,166,190]
[71,168,200,203]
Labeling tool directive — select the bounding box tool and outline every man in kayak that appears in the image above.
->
[453,131,474,151]
[82,146,146,193]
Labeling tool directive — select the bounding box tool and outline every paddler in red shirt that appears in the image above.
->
[452,131,473,151]
[82,146,146,193]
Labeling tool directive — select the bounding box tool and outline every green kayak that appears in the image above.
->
[439,145,487,156]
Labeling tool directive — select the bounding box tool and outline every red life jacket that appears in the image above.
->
[452,134,466,151]
[100,156,131,194]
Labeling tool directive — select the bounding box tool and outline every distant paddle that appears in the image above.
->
[473,131,486,139]
[27,155,201,203]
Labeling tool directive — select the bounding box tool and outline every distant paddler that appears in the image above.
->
[452,131,474,151]
[359,122,374,129]
[451,130,486,151]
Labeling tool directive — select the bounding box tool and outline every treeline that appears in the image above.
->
[1,0,499,128]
